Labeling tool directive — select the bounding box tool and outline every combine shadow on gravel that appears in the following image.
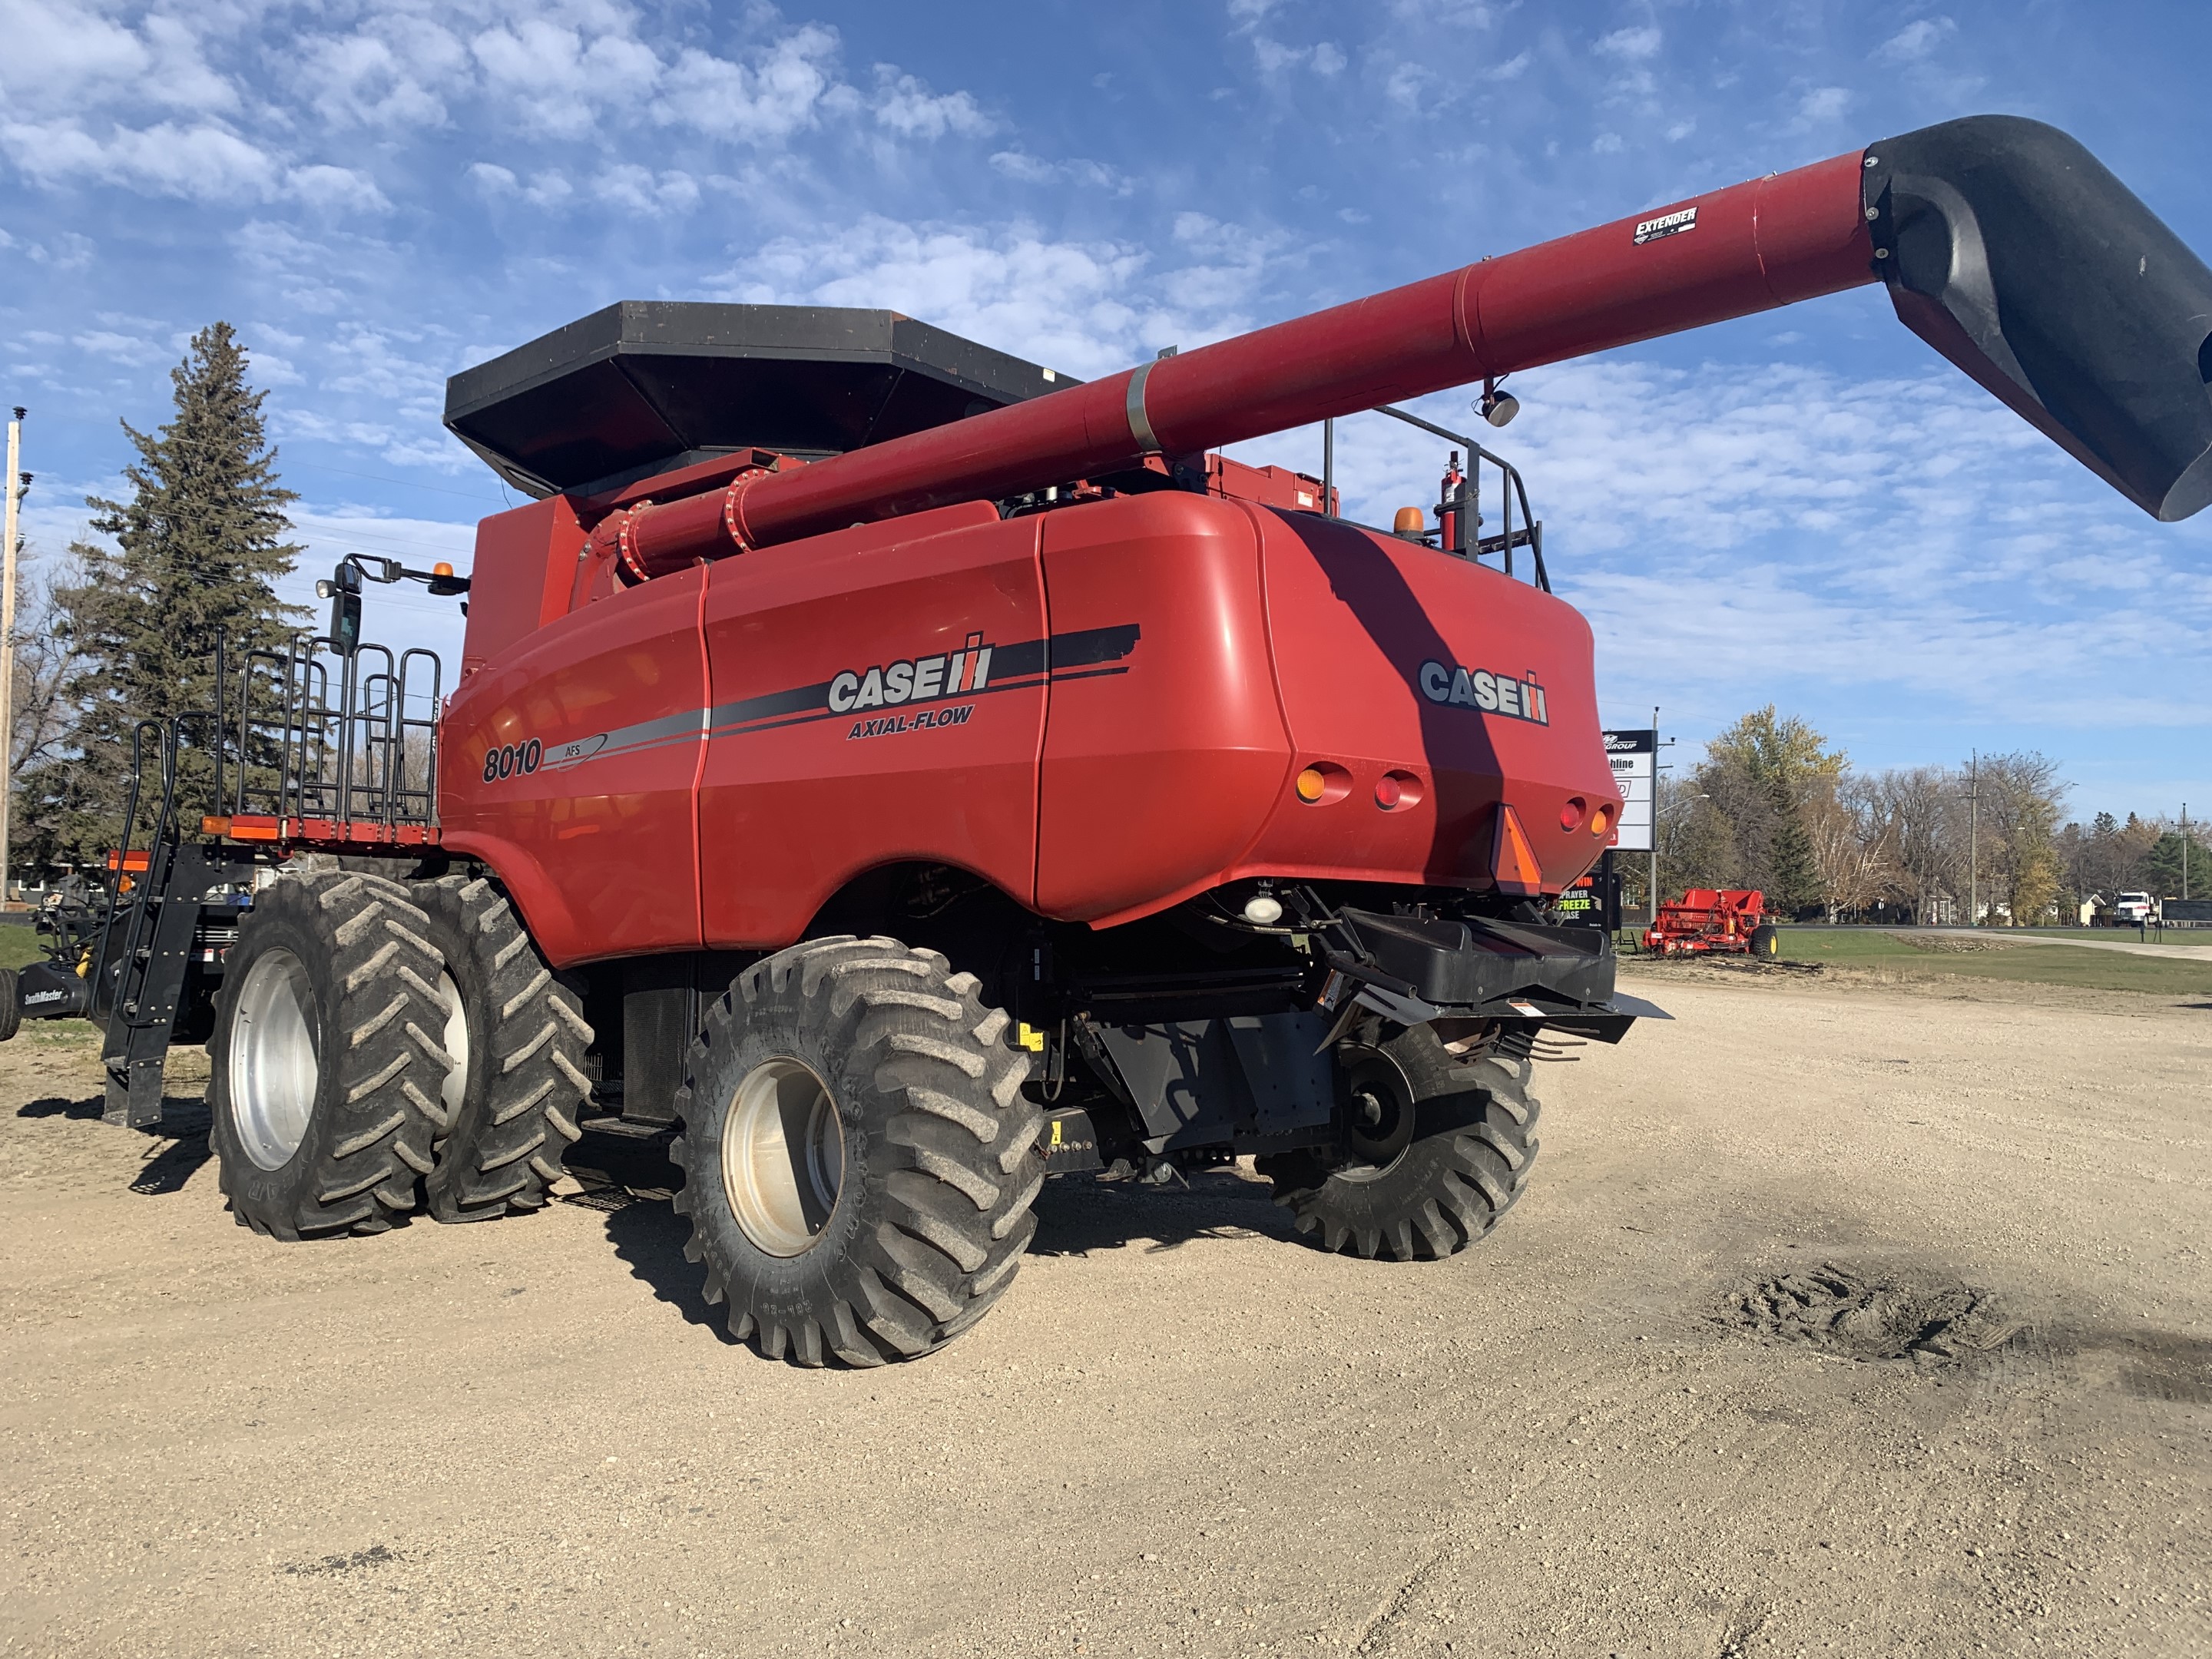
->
[601,1195,735,1340]
[16,1091,213,1194]
[581,1134,1301,1335]
[1027,1167,1300,1257]
[17,1093,105,1120]
[563,1127,737,1340]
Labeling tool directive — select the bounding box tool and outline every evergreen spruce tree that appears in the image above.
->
[20,324,306,868]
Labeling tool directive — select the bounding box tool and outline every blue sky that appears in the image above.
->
[2,0,2207,820]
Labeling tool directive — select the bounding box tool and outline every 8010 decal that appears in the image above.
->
[482,739,542,783]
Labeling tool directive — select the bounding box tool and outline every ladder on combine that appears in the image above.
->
[23,628,445,1126]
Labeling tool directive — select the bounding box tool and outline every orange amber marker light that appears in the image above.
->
[1295,767,1328,803]
[432,561,455,578]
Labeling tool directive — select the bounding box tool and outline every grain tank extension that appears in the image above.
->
[12,116,2210,1367]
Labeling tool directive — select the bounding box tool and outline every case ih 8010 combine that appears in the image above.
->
[10,118,2210,1366]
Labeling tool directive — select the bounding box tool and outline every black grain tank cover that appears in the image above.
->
[1866,116,2212,522]
[444,302,1079,498]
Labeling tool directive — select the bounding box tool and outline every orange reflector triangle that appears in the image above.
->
[1489,803,1544,896]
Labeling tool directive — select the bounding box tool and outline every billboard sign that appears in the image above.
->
[1604,729,1657,852]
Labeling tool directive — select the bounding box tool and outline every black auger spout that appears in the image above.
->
[1866,114,2212,522]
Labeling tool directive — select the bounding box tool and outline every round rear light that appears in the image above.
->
[1560,797,1587,830]
[1296,767,1328,803]
[1591,803,1614,836]
[1375,776,1402,809]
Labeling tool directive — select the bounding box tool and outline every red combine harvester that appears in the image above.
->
[1645,890,1778,959]
[11,117,2212,1366]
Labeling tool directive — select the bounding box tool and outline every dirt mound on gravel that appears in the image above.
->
[1629,955,1825,977]
[1890,932,2022,953]
[1720,1263,2022,1364]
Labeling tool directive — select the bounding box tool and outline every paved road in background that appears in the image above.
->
[1805,925,2212,961]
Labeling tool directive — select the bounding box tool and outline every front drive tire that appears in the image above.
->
[1259,1026,1540,1262]
[208,870,448,1240]
[412,874,592,1224]
[671,935,1043,1367]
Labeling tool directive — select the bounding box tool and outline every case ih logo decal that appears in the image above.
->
[829,632,994,717]
[485,623,1143,777]
[1417,660,1549,725]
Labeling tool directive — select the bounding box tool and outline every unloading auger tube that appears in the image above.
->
[582,114,2212,580]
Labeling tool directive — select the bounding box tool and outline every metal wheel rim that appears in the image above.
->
[436,970,469,1122]
[721,1057,845,1257]
[228,947,320,1171]
[1338,1050,1416,1177]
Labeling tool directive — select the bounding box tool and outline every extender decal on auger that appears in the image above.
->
[485,623,1144,780]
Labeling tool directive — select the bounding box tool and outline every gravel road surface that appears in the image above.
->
[3,974,2207,1658]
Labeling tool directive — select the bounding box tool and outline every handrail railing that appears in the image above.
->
[228,631,439,831]
[1364,403,1551,593]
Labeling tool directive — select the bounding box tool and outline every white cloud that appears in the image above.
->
[1794,86,1851,127]
[72,329,161,364]
[658,26,846,142]
[592,164,700,216]
[2,118,281,201]
[1249,33,1348,78]
[1876,18,1956,63]
[720,219,1163,379]
[296,18,471,130]
[988,150,1131,194]
[1594,25,1661,59]
[989,150,1058,184]
[287,164,392,215]
[871,68,992,139]
[0,3,972,174]
[469,18,663,140]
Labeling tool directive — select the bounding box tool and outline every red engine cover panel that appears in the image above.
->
[1237,512,1620,896]
[439,567,710,964]
[1035,495,1289,920]
[697,503,1045,946]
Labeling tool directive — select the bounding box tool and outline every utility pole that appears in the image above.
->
[1950,750,1982,928]
[0,407,22,909]
[1650,704,1661,925]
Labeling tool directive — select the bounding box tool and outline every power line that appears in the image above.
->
[286,459,504,505]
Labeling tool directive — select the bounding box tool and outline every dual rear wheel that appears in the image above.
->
[209,868,590,1240]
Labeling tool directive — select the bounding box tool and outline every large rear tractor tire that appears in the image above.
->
[412,874,593,1224]
[208,870,449,1240]
[1259,1026,1540,1261]
[671,935,1042,1367]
